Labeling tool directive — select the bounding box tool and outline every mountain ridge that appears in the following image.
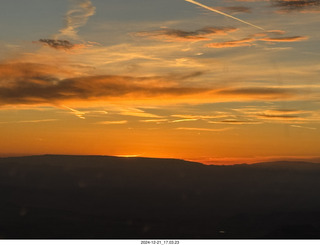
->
[1,154,320,238]
[1,154,319,168]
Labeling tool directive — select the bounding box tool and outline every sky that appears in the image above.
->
[0,0,319,164]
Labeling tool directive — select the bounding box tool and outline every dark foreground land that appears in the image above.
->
[1,155,320,239]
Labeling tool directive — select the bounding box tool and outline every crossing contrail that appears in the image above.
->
[184,0,265,31]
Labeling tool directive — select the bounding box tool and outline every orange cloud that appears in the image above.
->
[206,31,308,48]
[0,61,314,107]
[176,127,233,132]
[206,37,255,48]
[260,36,309,42]
[134,27,237,42]
[217,87,293,99]
[97,120,128,125]
[0,62,208,106]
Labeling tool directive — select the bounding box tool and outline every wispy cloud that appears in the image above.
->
[177,127,233,132]
[171,118,198,123]
[33,1,96,51]
[0,119,58,124]
[171,114,228,119]
[62,105,86,119]
[260,36,309,42]
[207,37,255,48]
[272,0,320,13]
[119,108,162,118]
[208,119,262,125]
[217,87,293,99]
[134,27,237,42]
[290,124,317,130]
[207,31,308,48]
[97,120,128,125]
[55,0,96,40]
[35,39,86,50]
[232,108,317,123]
[140,119,168,123]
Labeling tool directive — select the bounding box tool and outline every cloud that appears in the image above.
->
[140,119,168,123]
[207,37,255,48]
[0,62,71,81]
[0,62,208,106]
[171,118,198,123]
[0,119,58,124]
[257,113,299,119]
[33,1,97,51]
[119,108,162,118]
[272,0,320,13]
[62,105,86,119]
[260,36,309,42]
[35,39,86,50]
[217,6,252,14]
[290,124,317,130]
[171,114,227,119]
[55,0,96,39]
[1,61,314,107]
[256,109,310,119]
[97,120,128,125]
[206,32,308,48]
[217,87,293,99]
[208,119,262,124]
[177,127,233,132]
[232,108,315,123]
[266,30,287,35]
[134,27,237,42]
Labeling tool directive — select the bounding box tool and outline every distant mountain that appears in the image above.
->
[0,155,320,239]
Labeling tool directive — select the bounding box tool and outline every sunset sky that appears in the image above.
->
[0,0,319,164]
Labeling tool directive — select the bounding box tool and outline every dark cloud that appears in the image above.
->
[218,6,252,13]
[35,39,85,50]
[134,27,237,42]
[272,0,320,13]
[0,62,306,106]
[0,62,207,105]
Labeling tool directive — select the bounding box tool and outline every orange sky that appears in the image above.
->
[0,0,319,164]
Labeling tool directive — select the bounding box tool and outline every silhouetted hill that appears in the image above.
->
[251,161,320,169]
[0,155,320,239]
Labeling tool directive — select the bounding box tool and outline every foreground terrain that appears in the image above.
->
[0,155,320,238]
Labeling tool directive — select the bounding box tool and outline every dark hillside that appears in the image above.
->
[0,155,320,238]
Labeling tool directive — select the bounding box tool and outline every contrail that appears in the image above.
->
[184,0,265,31]
[62,105,86,119]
